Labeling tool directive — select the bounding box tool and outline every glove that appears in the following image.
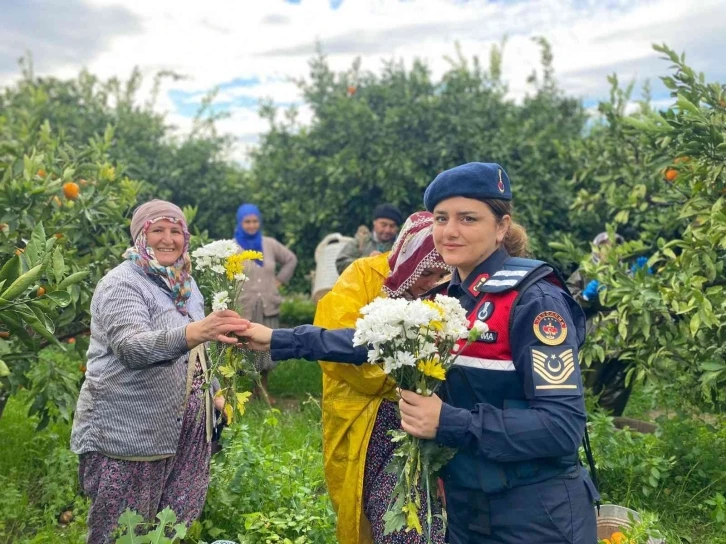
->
[631,256,653,275]
[582,280,602,301]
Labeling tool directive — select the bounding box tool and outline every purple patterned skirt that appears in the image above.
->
[78,383,211,544]
[363,400,445,543]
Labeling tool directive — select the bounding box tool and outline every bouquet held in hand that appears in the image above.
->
[192,239,265,419]
[353,295,485,541]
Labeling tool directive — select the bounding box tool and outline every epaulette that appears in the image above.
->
[476,257,567,294]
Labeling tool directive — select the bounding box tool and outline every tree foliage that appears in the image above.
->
[568,45,726,406]
[248,40,587,281]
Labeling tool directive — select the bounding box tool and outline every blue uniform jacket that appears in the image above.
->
[269,248,594,495]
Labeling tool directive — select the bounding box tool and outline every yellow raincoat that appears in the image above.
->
[314,253,397,544]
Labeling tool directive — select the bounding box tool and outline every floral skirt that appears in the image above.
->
[363,400,445,543]
[78,387,211,544]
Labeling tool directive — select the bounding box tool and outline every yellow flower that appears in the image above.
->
[417,358,446,380]
[422,299,444,317]
[238,250,264,262]
[224,251,262,280]
[428,319,444,332]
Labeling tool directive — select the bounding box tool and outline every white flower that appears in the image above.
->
[234,273,247,282]
[472,320,489,334]
[394,351,417,369]
[211,264,225,275]
[212,291,230,312]
[452,343,461,353]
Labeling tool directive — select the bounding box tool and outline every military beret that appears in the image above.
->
[423,162,512,211]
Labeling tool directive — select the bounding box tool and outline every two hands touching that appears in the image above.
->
[226,318,443,439]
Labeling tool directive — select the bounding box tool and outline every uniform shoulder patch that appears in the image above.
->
[533,311,567,346]
[530,346,580,396]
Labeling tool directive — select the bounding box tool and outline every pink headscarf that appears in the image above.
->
[383,211,451,298]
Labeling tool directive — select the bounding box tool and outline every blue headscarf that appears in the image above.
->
[234,203,264,266]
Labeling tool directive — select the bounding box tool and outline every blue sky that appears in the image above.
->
[1,0,724,159]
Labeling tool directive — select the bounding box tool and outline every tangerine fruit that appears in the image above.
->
[68,337,76,344]
[37,169,46,178]
[0,331,10,339]
[37,286,46,296]
[664,168,678,182]
[63,182,80,200]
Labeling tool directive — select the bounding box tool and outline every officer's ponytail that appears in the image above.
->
[482,199,530,258]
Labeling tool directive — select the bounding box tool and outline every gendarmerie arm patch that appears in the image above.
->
[530,347,580,396]
[533,311,567,346]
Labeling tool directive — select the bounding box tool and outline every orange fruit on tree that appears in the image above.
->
[63,182,80,200]
[347,85,357,96]
[68,337,76,344]
[0,331,10,339]
[54,232,63,239]
[664,168,678,182]
[37,168,46,178]
[674,156,690,164]
[37,286,46,297]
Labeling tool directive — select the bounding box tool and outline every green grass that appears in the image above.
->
[268,358,323,399]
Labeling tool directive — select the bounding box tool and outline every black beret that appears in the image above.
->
[373,203,403,226]
[423,162,512,211]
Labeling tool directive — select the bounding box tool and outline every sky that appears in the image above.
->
[1,0,725,161]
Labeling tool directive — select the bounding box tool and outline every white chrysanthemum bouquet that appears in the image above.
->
[192,240,265,420]
[353,295,485,541]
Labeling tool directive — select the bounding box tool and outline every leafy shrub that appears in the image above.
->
[588,411,726,542]
[201,406,335,543]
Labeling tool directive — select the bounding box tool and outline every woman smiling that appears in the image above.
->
[70,199,248,544]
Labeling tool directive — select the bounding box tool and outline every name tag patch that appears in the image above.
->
[477,331,498,343]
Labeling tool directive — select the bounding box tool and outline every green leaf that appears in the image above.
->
[0,264,44,302]
[0,359,9,377]
[116,508,145,544]
[44,291,72,307]
[57,270,90,289]
[52,247,65,283]
[0,255,20,286]
[689,312,701,337]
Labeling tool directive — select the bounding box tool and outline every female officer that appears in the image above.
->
[398,162,598,543]
[238,163,598,543]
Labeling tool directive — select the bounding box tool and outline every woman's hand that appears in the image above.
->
[235,320,273,351]
[398,389,443,440]
[186,310,248,348]
[213,393,226,412]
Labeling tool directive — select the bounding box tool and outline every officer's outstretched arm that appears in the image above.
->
[270,325,368,365]
[436,285,586,461]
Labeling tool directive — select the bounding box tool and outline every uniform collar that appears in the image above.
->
[448,247,510,303]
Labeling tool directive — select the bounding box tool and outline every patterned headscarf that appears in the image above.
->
[124,215,193,315]
[383,211,451,298]
[234,203,264,266]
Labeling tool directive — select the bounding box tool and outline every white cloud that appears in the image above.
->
[1,0,724,160]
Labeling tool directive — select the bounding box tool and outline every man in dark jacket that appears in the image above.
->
[335,203,403,273]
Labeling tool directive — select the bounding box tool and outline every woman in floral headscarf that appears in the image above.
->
[237,211,451,544]
[71,200,247,544]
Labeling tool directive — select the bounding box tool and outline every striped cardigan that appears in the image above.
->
[71,260,208,458]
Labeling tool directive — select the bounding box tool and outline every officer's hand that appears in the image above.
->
[398,389,442,440]
[235,320,273,351]
[582,280,603,301]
